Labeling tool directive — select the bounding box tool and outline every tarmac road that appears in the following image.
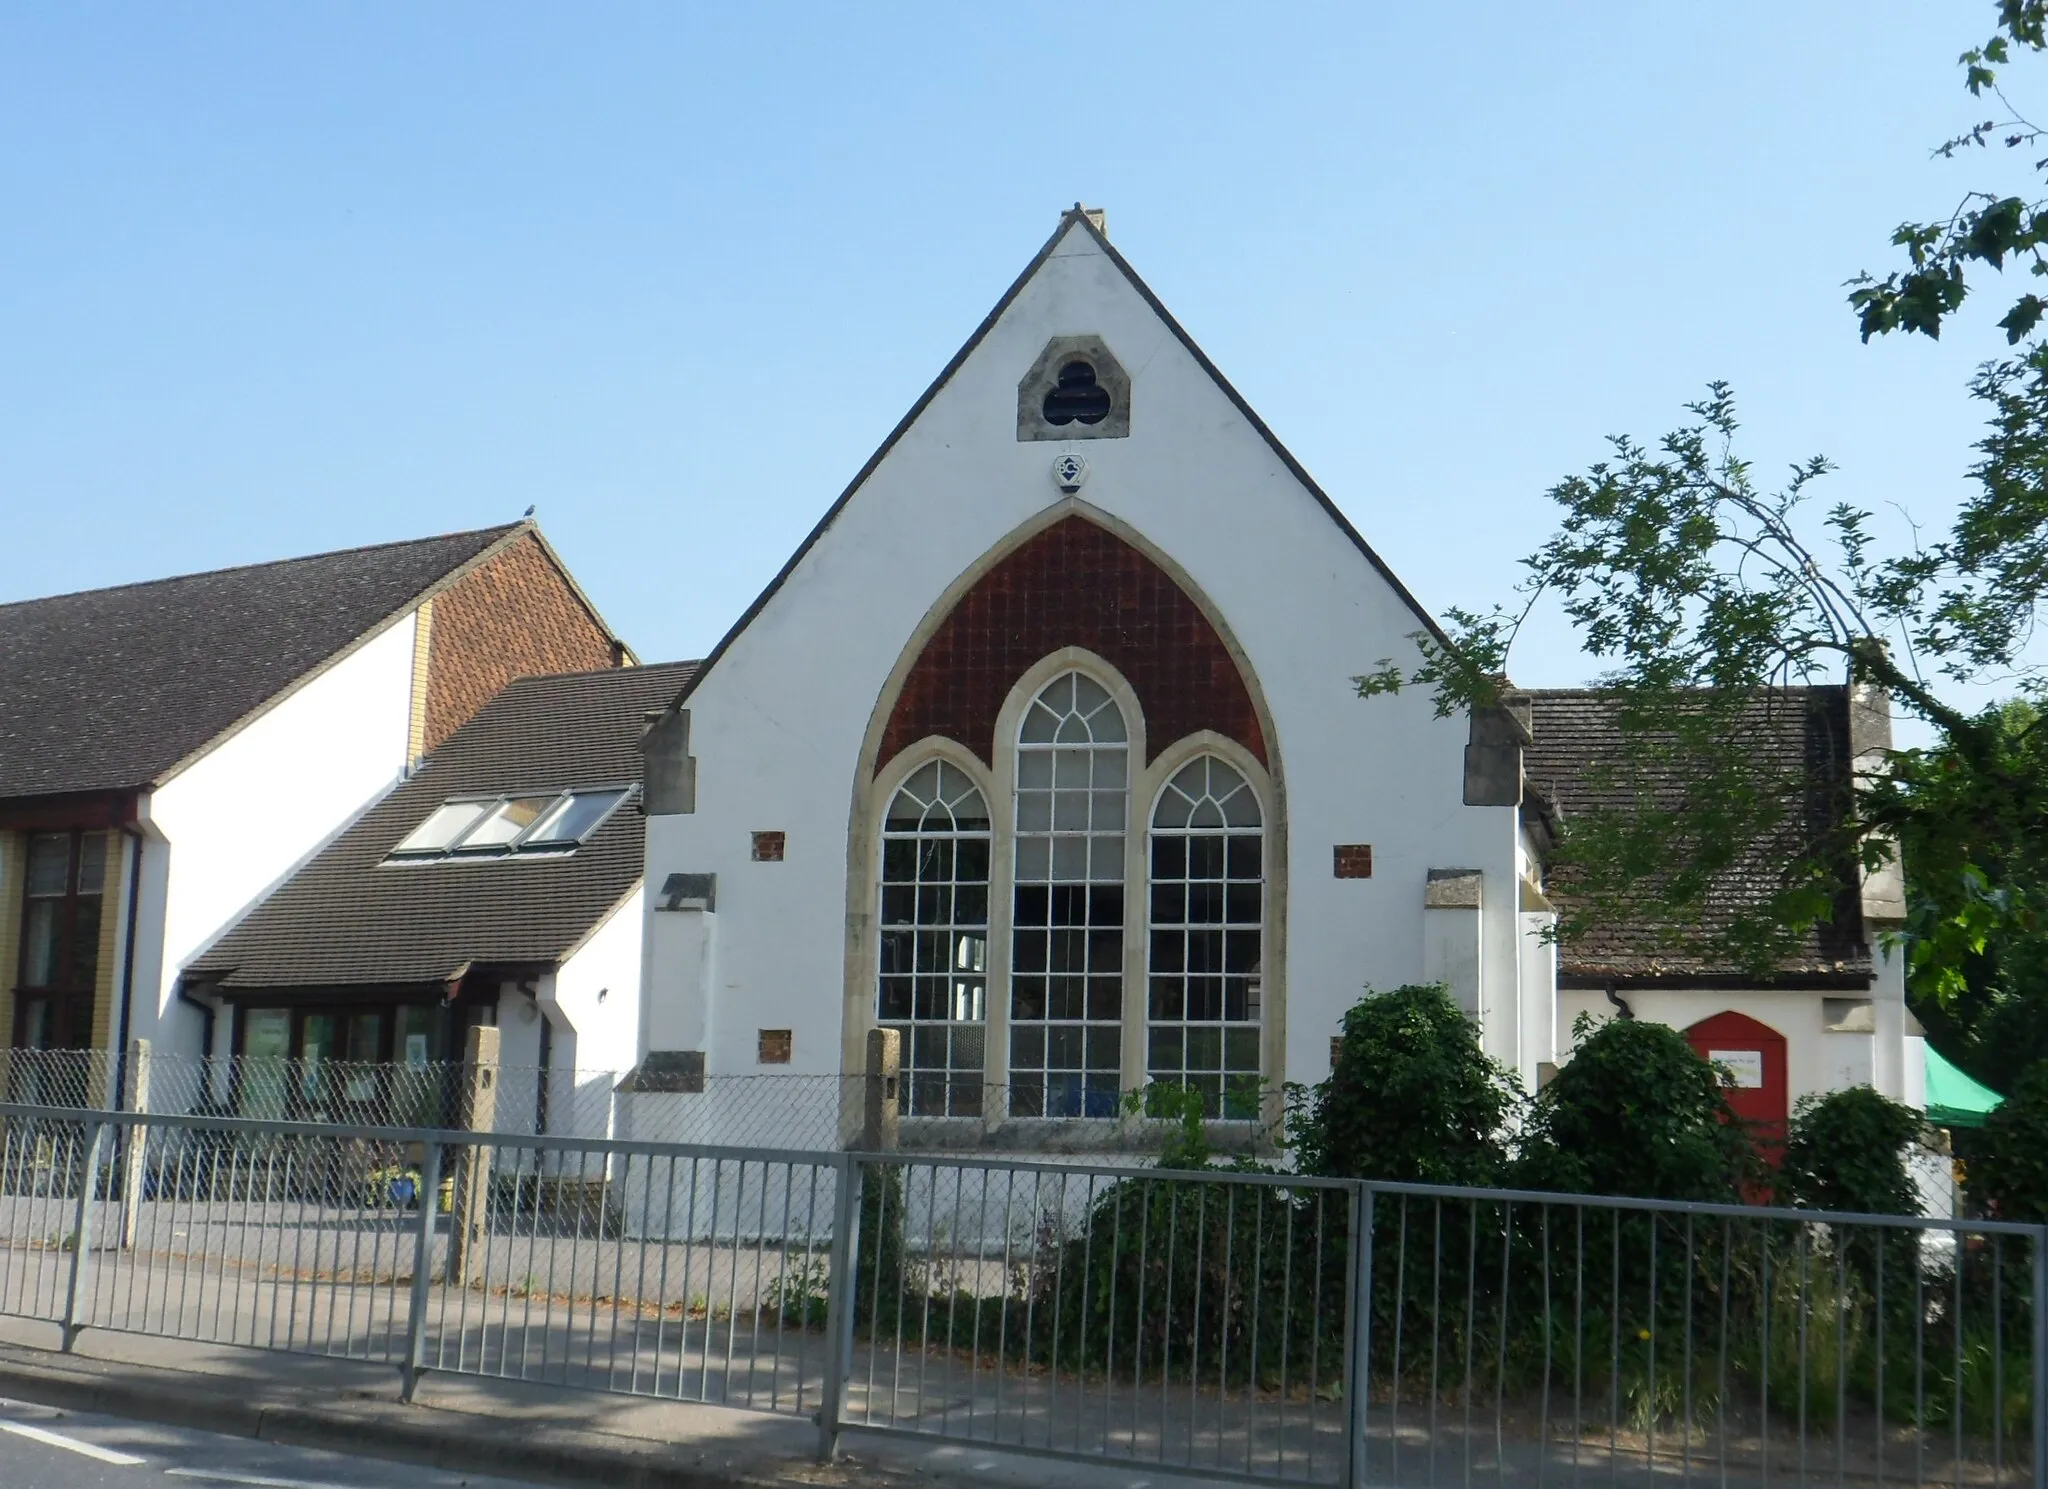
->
[0,1394,541,1489]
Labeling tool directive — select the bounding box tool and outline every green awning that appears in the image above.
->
[1925,1044,2004,1129]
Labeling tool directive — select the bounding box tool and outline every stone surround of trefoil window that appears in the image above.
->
[873,659,1268,1123]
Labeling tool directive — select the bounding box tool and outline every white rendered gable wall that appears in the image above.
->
[138,612,419,1055]
[643,222,1544,1092]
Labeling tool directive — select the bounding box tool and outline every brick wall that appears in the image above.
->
[878,516,1266,774]
[422,533,617,755]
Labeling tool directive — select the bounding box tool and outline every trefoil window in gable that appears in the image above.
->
[1017,335,1130,441]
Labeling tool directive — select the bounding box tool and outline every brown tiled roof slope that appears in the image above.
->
[0,525,522,800]
[1524,688,1872,986]
[190,661,697,991]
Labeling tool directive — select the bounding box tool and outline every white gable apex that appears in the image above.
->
[672,209,1445,716]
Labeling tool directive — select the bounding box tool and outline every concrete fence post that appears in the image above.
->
[447,1025,500,1288]
[861,1028,900,1153]
[119,1039,151,1248]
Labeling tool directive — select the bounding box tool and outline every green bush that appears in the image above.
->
[1967,1061,2048,1221]
[1289,984,1518,1185]
[1779,1085,1921,1214]
[1125,1080,1218,1169]
[853,1163,908,1330]
[1516,1015,1756,1202]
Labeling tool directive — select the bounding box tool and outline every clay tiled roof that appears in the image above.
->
[0,525,524,800]
[189,662,696,991]
[1524,688,1872,987]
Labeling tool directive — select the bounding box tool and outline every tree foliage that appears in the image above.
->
[1357,8,2048,1001]
[1966,1061,2048,1221]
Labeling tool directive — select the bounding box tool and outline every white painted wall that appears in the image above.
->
[555,886,645,1080]
[642,220,1530,1100]
[139,613,418,1056]
[1557,988,1881,1111]
[483,888,648,1143]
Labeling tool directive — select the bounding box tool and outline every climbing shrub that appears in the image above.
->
[1516,1014,1756,1203]
[853,1162,908,1330]
[1779,1085,1921,1215]
[1288,983,1518,1186]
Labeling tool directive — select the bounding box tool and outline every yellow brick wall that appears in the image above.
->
[406,598,435,768]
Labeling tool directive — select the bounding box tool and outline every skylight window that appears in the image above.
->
[453,795,560,853]
[385,787,633,864]
[525,789,629,847]
[390,801,491,857]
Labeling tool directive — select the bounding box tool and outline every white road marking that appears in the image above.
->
[165,1471,364,1489]
[0,1418,148,1465]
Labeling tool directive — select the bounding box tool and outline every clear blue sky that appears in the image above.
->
[0,3,2011,694]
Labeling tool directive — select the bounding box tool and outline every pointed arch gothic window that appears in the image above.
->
[1147,756,1263,1116]
[1009,672,1128,1117]
[872,670,1270,1128]
[877,761,990,1116]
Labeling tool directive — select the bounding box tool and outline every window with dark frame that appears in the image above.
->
[15,831,106,1035]
[233,1002,444,1122]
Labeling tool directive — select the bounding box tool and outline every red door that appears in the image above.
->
[1684,1011,1789,1165]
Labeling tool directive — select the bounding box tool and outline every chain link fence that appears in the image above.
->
[0,1048,1281,1158]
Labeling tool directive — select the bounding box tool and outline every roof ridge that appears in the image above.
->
[495,659,702,689]
[1526,684,1847,699]
[0,521,526,611]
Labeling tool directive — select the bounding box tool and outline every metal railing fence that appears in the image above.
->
[0,1101,2038,1488]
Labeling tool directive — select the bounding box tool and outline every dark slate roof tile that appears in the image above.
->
[1524,687,1872,985]
[0,525,523,800]
[189,661,697,991]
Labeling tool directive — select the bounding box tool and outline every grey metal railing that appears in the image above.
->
[0,1101,2037,1488]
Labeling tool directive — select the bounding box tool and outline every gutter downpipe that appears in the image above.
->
[518,974,550,1137]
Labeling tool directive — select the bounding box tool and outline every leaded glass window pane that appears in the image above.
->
[1011,673,1127,1118]
[1147,757,1263,1118]
[878,760,990,1116]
